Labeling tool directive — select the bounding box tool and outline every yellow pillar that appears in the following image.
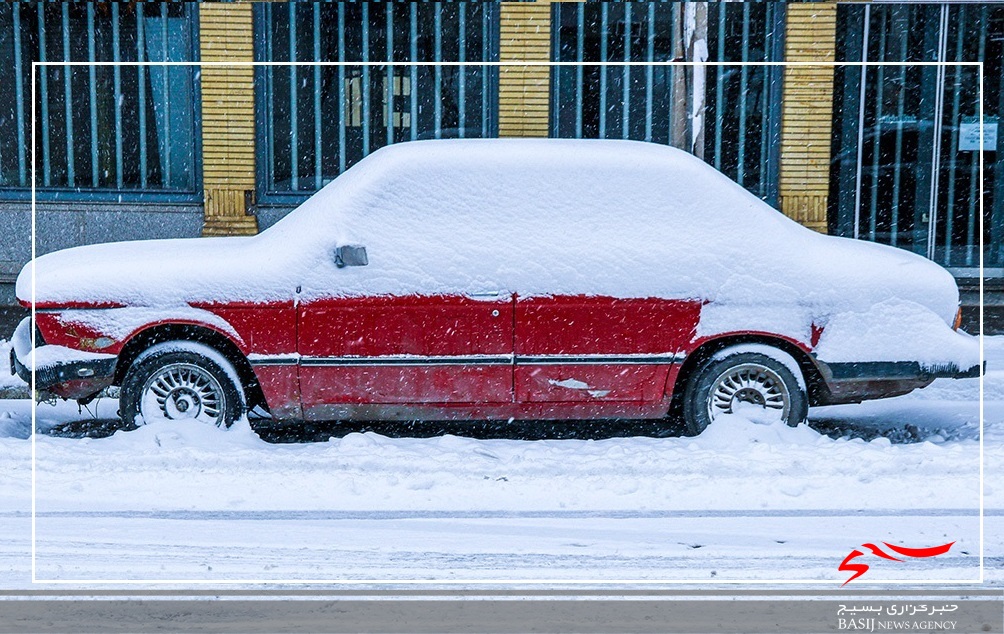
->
[498,1,553,138]
[198,3,258,237]
[778,3,838,233]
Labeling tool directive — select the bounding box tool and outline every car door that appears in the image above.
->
[514,295,700,404]
[298,291,514,418]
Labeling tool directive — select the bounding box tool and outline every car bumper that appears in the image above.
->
[815,358,983,405]
[10,317,117,399]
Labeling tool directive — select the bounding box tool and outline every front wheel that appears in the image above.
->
[120,341,245,428]
[682,344,808,436]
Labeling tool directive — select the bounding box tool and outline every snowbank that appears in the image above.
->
[18,139,972,366]
[5,412,979,514]
[0,340,25,393]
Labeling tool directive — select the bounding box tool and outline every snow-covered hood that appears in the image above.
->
[17,235,301,307]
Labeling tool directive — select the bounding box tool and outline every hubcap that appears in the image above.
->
[140,363,225,426]
[707,363,789,424]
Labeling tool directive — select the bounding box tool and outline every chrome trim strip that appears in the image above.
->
[248,355,299,367]
[250,354,684,367]
[518,354,683,365]
[300,355,513,367]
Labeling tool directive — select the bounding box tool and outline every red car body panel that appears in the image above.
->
[33,312,107,350]
[515,364,669,403]
[298,295,512,357]
[297,294,514,414]
[197,302,296,355]
[515,296,701,356]
[250,365,302,420]
[287,294,706,420]
[199,303,301,420]
[298,399,675,423]
[515,296,700,404]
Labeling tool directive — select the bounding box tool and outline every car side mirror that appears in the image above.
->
[334,244,368,268]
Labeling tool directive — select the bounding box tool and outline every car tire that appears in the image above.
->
[120,341,245,429]
[682,344,808,436]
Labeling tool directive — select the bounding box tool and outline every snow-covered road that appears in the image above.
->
[0,339,1001,587]
[1,511,984,584]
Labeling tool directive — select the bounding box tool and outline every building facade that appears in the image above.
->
[0,2,999,321]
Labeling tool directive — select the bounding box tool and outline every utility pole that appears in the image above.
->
[685,1,708,160]
[670,2,687,151]
[670,2,708,160]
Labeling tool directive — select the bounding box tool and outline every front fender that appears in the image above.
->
[36,306,246,356]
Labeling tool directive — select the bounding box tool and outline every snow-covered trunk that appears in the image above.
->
[685,2,708,160]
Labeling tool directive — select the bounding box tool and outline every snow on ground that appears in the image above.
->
[0,336,1000,585]
[0,339,25,394]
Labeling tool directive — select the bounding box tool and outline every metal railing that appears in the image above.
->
[255,2,499,202]
[833,3,998,270]
[0,3,199,200]
[550,2,784,205]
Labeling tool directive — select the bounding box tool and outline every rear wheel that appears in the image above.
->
[120,341,245,428]
[682,345,807,435]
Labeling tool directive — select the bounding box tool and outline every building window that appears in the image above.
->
[0,3,199,199]
[550,2,784,204]
[832,4,1001,272]
[256,3,499,201]
[705,3,785,203]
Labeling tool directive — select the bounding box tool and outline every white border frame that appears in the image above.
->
[29,59,984,586]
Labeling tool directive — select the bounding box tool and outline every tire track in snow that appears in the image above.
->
[24,512,982,583]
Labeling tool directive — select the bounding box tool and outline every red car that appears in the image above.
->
[12,140,980,435]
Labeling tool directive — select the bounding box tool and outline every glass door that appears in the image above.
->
[933,5,1002,272]
[832,4,1003,275]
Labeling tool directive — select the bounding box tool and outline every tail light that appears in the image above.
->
[953,306,963,331]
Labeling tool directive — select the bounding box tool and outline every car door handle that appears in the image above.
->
[467,291,507,299]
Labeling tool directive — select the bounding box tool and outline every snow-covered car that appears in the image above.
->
[11,140,981,434]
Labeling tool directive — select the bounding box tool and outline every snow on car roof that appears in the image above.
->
[268,139,955,312]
